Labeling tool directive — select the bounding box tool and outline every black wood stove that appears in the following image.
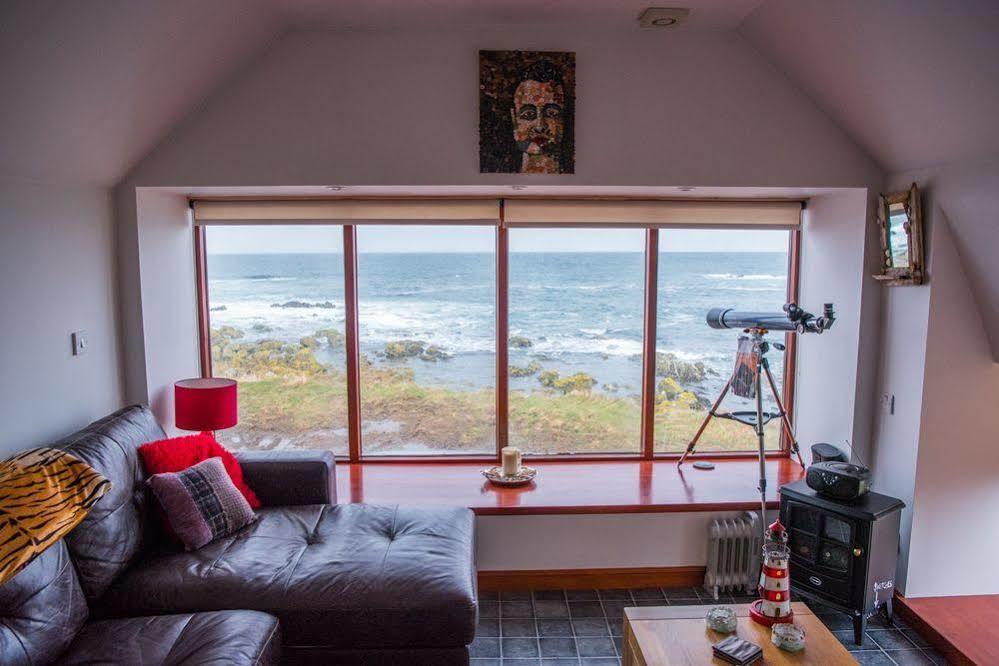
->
[779,480,905,644]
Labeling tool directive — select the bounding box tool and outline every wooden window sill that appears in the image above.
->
[335,457,805,516]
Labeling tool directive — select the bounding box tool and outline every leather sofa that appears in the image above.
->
[0,405,478,665]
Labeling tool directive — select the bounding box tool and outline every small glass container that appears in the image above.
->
[705,606,738,634]
[771,622,806,652]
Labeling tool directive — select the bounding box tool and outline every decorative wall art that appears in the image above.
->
[479,50,575,174]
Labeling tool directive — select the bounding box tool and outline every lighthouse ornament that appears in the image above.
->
[750,519,795,626]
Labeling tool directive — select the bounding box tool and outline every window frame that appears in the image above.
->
[194,203,800,464]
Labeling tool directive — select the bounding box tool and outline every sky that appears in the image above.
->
[205,225,789,254]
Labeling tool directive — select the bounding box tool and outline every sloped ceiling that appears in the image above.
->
[271,0,764,30]
[0,0,281,186]
[3,0,997,187]
[741,0,999,173]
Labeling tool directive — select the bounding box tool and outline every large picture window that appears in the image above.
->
[203,226,348,455]
[654,229,791,452]
[357,226,496,455]
[507,229,645,454]
[195,199,799,463]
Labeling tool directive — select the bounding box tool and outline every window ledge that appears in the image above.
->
[335,458,805,516]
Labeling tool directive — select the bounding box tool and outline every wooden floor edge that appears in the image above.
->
[477,566,706,592]
[893,592,973,666]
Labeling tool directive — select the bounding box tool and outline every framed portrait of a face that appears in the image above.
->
[479,50,575,174]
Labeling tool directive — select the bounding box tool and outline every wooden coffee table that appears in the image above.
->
[622,602,857,665]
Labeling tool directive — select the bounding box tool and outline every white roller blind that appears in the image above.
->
[503,199,801,228]
[192,199,502,225]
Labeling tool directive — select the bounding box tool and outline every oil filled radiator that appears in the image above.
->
[704,512,762,600]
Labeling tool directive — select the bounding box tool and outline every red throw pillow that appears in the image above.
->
[139,434,261,509]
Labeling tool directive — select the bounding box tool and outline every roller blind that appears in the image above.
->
[503,199,801,228]
[192,198,801,228]
[192,199,502,225]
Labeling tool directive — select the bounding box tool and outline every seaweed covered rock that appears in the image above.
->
[211,327,326,379]
[209,305,227,312]
[314,328,345,349]
[271,300,336,309]
[655,377,702,409]
[655,352,711,384]
[419,345,451,362]
[509,360,542,377]
[509,335,533,349]
[251,323,273,333]
[385,340,426,359]
[538,369,596,394]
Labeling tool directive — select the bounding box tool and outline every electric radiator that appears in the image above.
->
[704,511,762,600]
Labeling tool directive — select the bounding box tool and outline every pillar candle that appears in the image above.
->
[501,446,522,477]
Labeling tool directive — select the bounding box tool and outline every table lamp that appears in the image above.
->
[174,377,237,437]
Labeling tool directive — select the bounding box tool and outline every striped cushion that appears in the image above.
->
[0,447,111,585]
[147,456,256,551]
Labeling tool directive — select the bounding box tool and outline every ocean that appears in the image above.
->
[206,251,789,402]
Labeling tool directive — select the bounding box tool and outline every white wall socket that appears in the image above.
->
[71,330,88,356]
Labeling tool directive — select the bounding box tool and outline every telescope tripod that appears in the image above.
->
[677,329,805,525]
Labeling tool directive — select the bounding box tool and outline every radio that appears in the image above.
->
[805,461,871,501]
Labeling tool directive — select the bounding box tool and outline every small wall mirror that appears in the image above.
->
[874,183,924,285]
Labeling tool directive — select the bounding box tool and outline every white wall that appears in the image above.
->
[873,155,999,597]
[115,25,883,569]
[478,512,732,571]
[0,183,123,455]
[796,190,879,465]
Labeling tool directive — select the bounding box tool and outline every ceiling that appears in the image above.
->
[0,0,281,186]
[741,0,999,173]
[2,0,998,186]
[269,0,764,30]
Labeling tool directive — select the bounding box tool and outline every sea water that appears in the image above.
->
[206,251,788,400]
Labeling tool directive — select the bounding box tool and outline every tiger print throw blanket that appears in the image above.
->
[0,447,111,585]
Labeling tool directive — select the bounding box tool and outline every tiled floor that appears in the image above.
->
[470,587,948,665]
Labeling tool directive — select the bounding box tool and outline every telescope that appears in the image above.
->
[706,302,835,334]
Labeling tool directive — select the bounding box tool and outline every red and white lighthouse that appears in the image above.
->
[750,518,795,626]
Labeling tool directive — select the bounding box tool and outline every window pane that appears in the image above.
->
[205,225,347,454]
[357,226,495,455]
[654,229,790,452]
[508,229,645,454]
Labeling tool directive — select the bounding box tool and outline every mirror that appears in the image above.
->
[875,183,924,285]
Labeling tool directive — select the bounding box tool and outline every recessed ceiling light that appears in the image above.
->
[511,185,528,191]
[326,185,345,191]
[638,8,690,28]
[678,186,696,192]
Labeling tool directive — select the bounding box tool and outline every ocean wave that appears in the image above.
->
[704,273,784,281]
[530,335,643,357]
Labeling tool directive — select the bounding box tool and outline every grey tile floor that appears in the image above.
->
[469,588,948,666]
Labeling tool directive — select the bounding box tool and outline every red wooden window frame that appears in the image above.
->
[194,216,800,464]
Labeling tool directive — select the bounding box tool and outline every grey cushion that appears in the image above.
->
[57,405,165,602]
[0,541,88,666]
[57,610,281,665]
[98,503,478,651]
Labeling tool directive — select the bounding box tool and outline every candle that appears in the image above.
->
[501,446,522,477]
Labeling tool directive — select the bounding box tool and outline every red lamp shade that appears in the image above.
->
[174,378,238,432]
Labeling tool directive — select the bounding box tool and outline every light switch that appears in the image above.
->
[71,330,88,356]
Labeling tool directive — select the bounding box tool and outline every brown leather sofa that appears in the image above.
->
[0,405,478,665]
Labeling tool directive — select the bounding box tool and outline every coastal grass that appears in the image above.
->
[225,360,775,455]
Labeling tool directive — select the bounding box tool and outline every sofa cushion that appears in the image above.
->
[140,433,261,509]
[56,405,165,602]
[57,610,281,665]
[147,456,257,551]
[0,541,89,666]
[99,504,477,650]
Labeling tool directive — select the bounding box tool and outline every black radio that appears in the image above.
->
[805,461,871,501]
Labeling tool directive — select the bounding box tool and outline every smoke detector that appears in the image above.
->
[638,7,690,28]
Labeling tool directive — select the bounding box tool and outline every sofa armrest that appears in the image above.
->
[235,450,336,506]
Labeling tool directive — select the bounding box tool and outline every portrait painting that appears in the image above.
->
[479,50,575,174]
